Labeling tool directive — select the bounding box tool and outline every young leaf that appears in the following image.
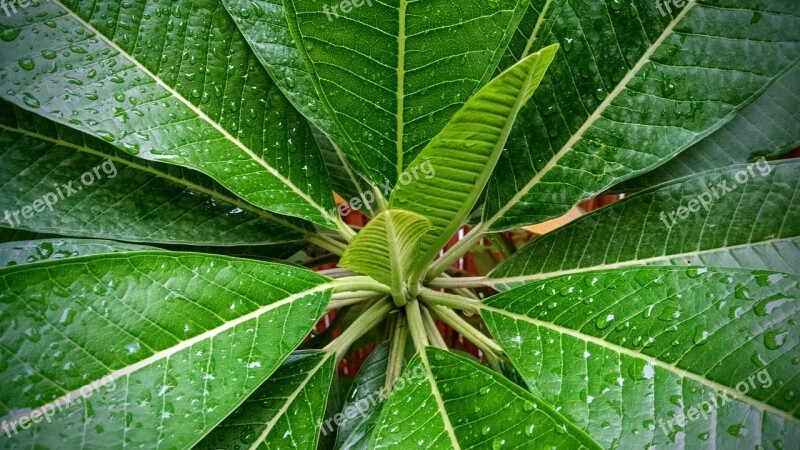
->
[335,341,391,450]
[0,252,332,448]
[490,159,800,290]
[615,63,800,192]
[0,103,311,245]
[370,348,601,449]
[196,350,336,450]
[481,267,800,449]
[284,0,529,186]
[483,0,800,230]
[339,210,432,303]
[0,0,337,226]
[389,45,558,280]
[0,238,153,267]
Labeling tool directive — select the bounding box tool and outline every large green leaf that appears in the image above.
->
[483,0,800,230]
[490,159,800,290]
[335,341,390,450]
[389,46,558,279]
[0,252,332,448]
[284,0,529,186]
[0,238,153,267]
[339,210,432,302]
[219,0,373,201]
[481,267,800,448]
[614,63,800,192]
[370,347,601,449]
[0,0,337,226]
[0,101,310,245]
[196,350,335,450]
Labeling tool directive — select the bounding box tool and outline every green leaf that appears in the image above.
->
[0,252,332,448]
[339,210,432,301]
[0,101,311,245]
[219,0,374,202]
[481,267,800,449]
[389,46,558,278]
[370,347,601,449]
[284,0,529,186]
[335,341,390,449]
[0,238,153,268]
[0,0,337,226]
[491,159,800,290]
[615,63,800,192]
[196,350,336,450]
[483,0,800,230]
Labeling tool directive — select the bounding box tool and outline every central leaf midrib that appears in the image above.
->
[481,302,800,426]
[396,0,408,180]
[51,0,334,224]
[485,0,698,228]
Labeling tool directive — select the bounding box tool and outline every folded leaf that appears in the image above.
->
[491,159,800,290]
[339,210,432,301]
[483,0,800,230]
[482,267,800,449]
[371,348,601,449]
[615,63,800,192]
[390,46,558,278]
[0,101,310,245]
[0,252,332,448]
[0,0,336,226]
[0,238,153,267]
[196,350,335,450]
[284,0,529,186]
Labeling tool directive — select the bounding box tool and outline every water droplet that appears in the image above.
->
[763,330,787,350]
[596,313,615,330]
[727,423,747,437]
[18,57,35,71]
[22,92,41,109]
[0,27,20,42]
[753,295,790,316]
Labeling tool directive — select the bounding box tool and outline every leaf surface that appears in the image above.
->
[482,267,800,449]
[284,0,529,186]
[0,101,310,245]
[0,0,336,226]
[371,347,601,449]
[196,350,335,450]
[491,160,800,289]
[0,238,153,268]
[0,252,332,448]
[483,0,800,230]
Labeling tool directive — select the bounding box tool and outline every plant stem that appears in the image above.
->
[425,223,486,280]
[427,304,503,358]
[335,216,357,241]
[420,306,447,349]
[405,300,429,353]
[308,234,347,255]
[418,288,482,314]
[331,276,392,295]
[327,292,380,311]
[427,276,490,289]
[318,268,360,279]
[385,312,408,391]
[437,274,481,300]
[325,297,393,360]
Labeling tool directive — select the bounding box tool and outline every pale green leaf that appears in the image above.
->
[482,267,800,449]
[389,45,558,278]
[0,238,153,268]
[0,252,332,448]
[0,0,337,226]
